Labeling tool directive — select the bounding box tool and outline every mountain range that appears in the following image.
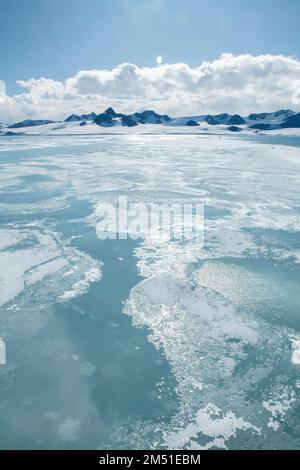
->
[1,108,300,133]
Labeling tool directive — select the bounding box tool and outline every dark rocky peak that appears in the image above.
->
[64,114,84,122]
[204,115,219,125]
[227,114,246,125]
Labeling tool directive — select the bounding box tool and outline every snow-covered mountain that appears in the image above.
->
[2,108,300,135]
[175,109,299,130]
[64,112,98,122]
[245,109,297,130]
[8,119,55,129]
[91,108,172,127]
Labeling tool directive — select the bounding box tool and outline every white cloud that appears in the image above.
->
[0,80,6,95]
[1,53,300,123]
[16,77,65,99]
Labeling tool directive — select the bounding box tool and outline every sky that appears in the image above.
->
[0,0,300,121]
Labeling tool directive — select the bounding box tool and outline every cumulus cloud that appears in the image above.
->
[1,53,300,123]
[0,80,6,95]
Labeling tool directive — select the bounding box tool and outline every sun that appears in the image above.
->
[156,55,163,65]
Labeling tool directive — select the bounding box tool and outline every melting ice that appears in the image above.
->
[0,132,300,449]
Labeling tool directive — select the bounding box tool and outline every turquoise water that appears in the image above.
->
[0,133,300,449]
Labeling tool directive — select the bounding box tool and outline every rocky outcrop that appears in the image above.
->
[9,119,55,128]
[204,115,219,125]
[280,112,300,128]
[121,116,138,127]
[64,114,84,123]
[186,120,199,126]
[93,113,115,126]
[228,114,245,125]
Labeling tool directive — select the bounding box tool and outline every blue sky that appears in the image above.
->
[1,0,300,95]
[0,0,300,121]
